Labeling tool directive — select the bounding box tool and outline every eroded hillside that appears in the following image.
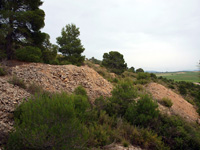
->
[146,82,200,123]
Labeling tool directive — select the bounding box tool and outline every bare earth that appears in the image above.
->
[146,82,200,123]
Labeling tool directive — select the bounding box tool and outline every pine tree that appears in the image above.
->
[57,24,85,66]
[102,51,127,75]
[0,0,45,59]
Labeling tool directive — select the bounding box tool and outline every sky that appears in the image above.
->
[41,0,200,72]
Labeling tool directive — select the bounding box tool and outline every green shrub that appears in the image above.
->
[135,84,144,91]
[0,67,7,76]
[106,81,138,116]
[27,82,52,96]
[15,46,42,62]
[161,97,173,108]
[137,72,150,80]
[136,68,144,73]
[122,140,129,147]
[179,85,187,95]
[135,79,149,85]
[88,123,112,147]
[114,122,169,150]
[151,115,200,150]
[125,95,159,127]
[74,85,87,97]
[6,93,88,150]
[8,76,26,89]
[42,49,57,64]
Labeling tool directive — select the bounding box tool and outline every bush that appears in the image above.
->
[6,93,88,150]
[27,82,46,95]
[8,76,26,89]
[106,81,138,116]
[15,46,42,62]
[151,115,200,150]
[161,97,173,108]
[136,68,144,73]
[137,72,150,80]
[125,95,159,127]
[0,67,7,76]
[74,85,87,97]
[179,85,187,95]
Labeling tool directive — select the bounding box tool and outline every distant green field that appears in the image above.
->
[156,71,200,83]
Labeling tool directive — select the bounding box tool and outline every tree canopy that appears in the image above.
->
[56,24,85,66]
[136,68,144,73]
[0,0,45,59]
[102,51,127,75]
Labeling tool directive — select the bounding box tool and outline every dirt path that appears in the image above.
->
[146,82,199,123]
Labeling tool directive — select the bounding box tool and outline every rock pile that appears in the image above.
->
[9,63,113,102]
[0,78,30,145]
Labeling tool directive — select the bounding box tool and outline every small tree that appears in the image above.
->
[136,68,144,73]
[102,51,127,75]
[56,24,85,66]
[128,67,135,73]
[125,95,159,127]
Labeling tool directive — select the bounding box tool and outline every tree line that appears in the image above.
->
[0,0,144,74]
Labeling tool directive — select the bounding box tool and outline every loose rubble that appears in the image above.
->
[8,63,113,101]
[0,78,30,145]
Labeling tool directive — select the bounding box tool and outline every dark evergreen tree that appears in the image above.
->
[102,51,127,75]
[0,0,45,59]
[128,67,135,73]
[41,33,58,64]
[56,24,85,66]
[136,68,144,73]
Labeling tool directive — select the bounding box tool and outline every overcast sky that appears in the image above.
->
[41,0,200,72]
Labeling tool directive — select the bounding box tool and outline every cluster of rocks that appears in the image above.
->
[0,78,30,145]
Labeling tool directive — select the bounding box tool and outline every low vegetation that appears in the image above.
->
[5,81,200,150]
[0,66,7,76]
[161,97,173,108]
[8,76,26,89]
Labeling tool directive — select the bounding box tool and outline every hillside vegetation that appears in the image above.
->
[0,60,200,150]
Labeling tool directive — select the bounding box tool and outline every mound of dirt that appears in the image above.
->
[7,62,113,101]
[146,82,199,123]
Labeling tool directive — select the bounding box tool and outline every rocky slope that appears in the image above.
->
[0,62,113,146]
[146,82,200,123]
[7,62,113,101]
[0,78,30,145]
